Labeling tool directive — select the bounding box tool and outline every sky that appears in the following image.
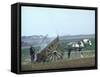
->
[21,6,95,36]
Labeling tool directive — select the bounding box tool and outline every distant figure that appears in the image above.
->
[30,46,35,62]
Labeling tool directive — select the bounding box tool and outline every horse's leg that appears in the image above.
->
[79,48,83,58]
[68,49,71,58]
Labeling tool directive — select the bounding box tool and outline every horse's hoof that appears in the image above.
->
[81,55,84,58]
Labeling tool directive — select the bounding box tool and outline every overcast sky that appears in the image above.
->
[21,6,95,36]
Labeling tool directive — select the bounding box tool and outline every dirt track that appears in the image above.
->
[21,57,95,71]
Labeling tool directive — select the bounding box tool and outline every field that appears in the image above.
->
[21,48,95,71]
[21,36,95,71]
[21,57,95,71]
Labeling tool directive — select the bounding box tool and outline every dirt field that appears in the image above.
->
[21,57,95,71]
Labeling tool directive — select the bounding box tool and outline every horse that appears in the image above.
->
[67,39,92,58]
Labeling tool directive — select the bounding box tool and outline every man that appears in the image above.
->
[30,46,35,62]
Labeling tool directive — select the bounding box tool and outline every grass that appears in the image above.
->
[21,48,95,64]
[21,49,95,71]
[21,57,95,71]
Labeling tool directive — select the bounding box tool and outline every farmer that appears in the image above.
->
[30,46,35,62]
